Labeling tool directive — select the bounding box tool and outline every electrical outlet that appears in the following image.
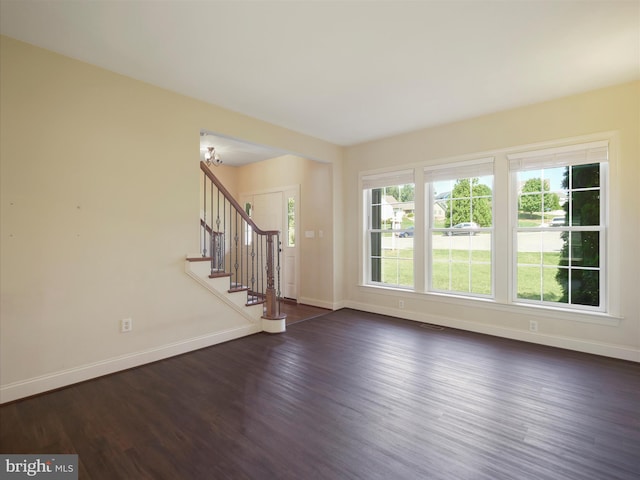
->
[529,320,538,332]
[399,300,405,309]
[120,318,133,333]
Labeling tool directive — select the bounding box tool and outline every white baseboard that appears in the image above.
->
[297,296,341,310]
[6,302,634,404]
[345,301,640,363]
[0,324,261,404]
[332,299,348,311]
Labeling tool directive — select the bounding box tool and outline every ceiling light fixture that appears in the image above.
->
[204,147,222,167]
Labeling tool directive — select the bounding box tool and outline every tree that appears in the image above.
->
[400,184,414,202]
[555,165,600,306]
[444,178,492,227]
[384,186,399,201]
[519,178,560,215]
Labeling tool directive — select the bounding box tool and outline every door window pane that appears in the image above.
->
[287,197,295,247]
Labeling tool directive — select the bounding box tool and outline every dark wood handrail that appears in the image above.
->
[200,218,216,235]
[200,161,279,237]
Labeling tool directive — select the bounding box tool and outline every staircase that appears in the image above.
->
[185,161,286,333]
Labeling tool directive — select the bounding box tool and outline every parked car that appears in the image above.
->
[550,216,566,227]
[446,222,479,236]
[398,226,414,238]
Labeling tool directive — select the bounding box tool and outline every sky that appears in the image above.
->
[517,167,566,192]
[434,168,567,197]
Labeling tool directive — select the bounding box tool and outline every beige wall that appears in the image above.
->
[1,34,638,402]
[344,81,640,360]
[205,164,240,200]
[0,37,341,401]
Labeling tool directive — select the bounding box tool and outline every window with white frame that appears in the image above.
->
[363,170,415,288]
[287,196,295,247]
[425,159,494,296]
[509,141,607,310]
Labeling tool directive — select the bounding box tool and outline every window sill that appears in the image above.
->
[357,284,622,327]
[365,282,414,292]
[498,300,621,326]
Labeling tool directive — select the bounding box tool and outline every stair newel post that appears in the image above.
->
[260,235,265,301]
[265,233,277,318]
[276,233,282,317]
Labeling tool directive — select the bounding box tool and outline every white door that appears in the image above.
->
[242,188,299,301]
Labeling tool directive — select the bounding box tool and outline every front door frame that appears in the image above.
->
[241,184,300,302]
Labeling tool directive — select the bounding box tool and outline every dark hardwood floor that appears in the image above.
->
[281,301,330,325]
[2,309,639,479]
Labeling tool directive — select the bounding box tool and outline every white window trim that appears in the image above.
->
[361,169,416,289]
[508,140,608,169]
[357,131,621,325]
[425,157,495,298]
[356,284,621,326]
[508,141,608,313]
[362,169,414,189]
[424,156,495,182]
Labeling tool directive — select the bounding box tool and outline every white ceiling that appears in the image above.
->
[1,1,639,152]
[199,130,290,166]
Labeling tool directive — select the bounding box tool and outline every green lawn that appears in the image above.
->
[515,251,564,301]
[378,249,564,300]
[431,262,492,294]
[382,211,565,297]
[432,212,559,228]
[379,246,414,287]
[517,212,560,227]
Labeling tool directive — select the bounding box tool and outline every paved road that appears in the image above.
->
[384,231,564,252]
